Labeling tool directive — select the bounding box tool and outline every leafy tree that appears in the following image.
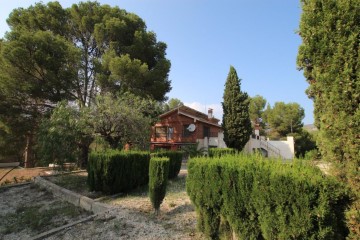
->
[291,129,317,158]
[263,102,304,139]
[0,86,26,162]
[249,95,267,134]
[89,93,155,149]
[0,23,79,166]
[0,97,28,163]
[1,30,80,103]
[256,100,315,159]
[4,1,171,105]
[0,1,171,166]
[36,102,92,168]
[167,98,184,109]
[249,95,267,123]
[0,91,37,167]
[297,1,360,237]
[222,66,252,151]
[162,98,184,112]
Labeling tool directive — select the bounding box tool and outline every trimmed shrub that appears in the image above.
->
[186,157,223,238]
[87,150,150,194]
[149,157,170,214]
[186,154,351,239]
[151,151,183,179]
[208,148,237,158]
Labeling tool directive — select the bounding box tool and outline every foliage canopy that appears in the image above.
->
[0,1,171,165]
[263,102,305,138]
[2,1,171,106]
[297,0,360,237]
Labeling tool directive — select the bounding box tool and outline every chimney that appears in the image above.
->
[208,108,213,119]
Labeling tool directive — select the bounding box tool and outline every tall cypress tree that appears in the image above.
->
[297,0,360,238]
[222,66,252,151]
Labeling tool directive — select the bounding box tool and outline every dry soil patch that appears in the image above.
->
[0,184,91,240]
[45,169,205,239]
[0,167,51,186]
[2,169,205,239]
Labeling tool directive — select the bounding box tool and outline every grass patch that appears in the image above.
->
[46,173,104,199]
[49,174,88,193]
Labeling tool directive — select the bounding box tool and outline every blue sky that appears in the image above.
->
[0,0,314,124]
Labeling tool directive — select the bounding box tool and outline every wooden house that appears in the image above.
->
[150,106,226,151]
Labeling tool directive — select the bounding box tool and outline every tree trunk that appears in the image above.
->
[79,144,89,169]
[24,133,34,168]
[79,137,93,169]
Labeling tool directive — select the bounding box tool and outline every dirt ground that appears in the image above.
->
[0,184,91,240]
[0,168,206,240]
[0,167,52,186]
[46,170,205,240]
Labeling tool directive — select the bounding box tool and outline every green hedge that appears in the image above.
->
[151,151,183,179]
[186,154,351,240]
[87,150,150,194]
[149,157,170,214]
[208,148,237,158]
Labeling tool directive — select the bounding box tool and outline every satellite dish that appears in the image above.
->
[187,124,196,132]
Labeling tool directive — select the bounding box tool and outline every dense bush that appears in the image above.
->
[179,143,204,158]
[149,157,170,214]
[303,149,321,161]
[87,150,150,194]
[187,154,351,240]
[208,148,237,158]
[151,151,183,179]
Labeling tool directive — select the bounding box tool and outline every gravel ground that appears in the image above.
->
[0,169,205,240]
[46,169,205,239]
[0,184,91,240]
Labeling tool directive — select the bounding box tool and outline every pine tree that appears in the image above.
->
[222,66,252,151]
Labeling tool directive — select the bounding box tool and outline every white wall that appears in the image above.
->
[197,139,205,150]
[243,137,259,153]
[267,136,294,159]
[199,134,294,160]
[208,136,218,146]
[198,131,227,149]
[242,136,294,159]
[217,132,227,148]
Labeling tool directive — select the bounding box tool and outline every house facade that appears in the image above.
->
[150,106,226,150]
[150,105,294,159]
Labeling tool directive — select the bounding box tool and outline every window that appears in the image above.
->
[155,127,167,138]
[203,126,210,138]
[183,125,192,137]
[167,127,174,139]
[155,127,173,140]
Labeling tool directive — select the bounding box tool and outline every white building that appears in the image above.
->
[199,130,295,160]
[243,135,295,160]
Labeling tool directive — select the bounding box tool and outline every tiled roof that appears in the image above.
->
[160,105,221,127]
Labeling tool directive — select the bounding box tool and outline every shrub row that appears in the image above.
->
[87,150,150,194]
[149,157,170,214]
[208,148,237,158]
[186,154,351,240]
[151,151,183,179]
